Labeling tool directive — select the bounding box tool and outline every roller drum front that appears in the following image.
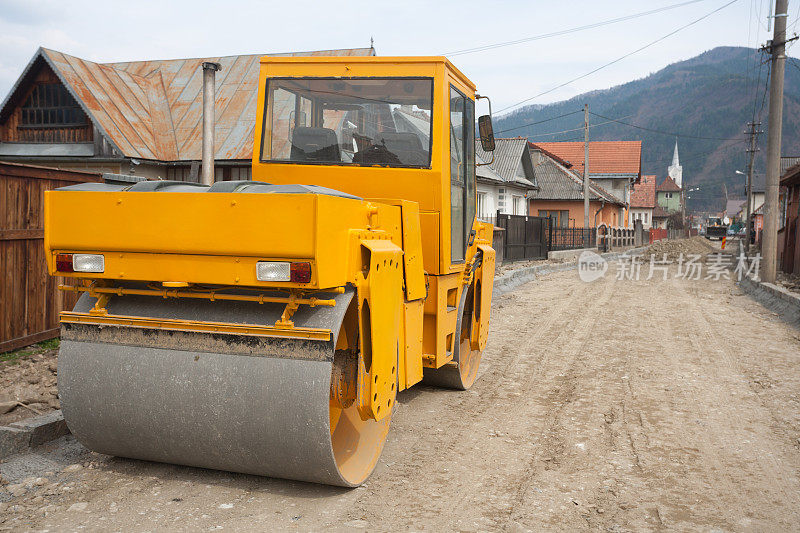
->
[58,291,390,487]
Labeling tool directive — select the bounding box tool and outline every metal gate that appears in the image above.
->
[495,213,548,261]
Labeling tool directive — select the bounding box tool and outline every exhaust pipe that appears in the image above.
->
[201,62,221,186]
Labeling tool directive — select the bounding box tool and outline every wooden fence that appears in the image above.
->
[0,162,102,352]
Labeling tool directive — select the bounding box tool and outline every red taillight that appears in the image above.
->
[290,262,311,283]
[56,253,74,272]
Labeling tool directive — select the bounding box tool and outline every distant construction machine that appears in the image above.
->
[44,55,497,486]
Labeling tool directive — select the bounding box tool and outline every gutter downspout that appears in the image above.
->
[594,198,606,227]
[201,62,221,186]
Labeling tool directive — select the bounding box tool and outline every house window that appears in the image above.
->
[513,195,524,215]
[665,192,673,199]
[20,83,86,128]
[644,212,648,224]
[539,210,569,228]
[477,192,487,219]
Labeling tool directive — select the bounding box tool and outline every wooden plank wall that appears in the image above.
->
[0,163,101,352]
[0,63,93,143]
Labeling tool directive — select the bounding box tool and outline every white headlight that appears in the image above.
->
[256,261,290,281]
[73,254,105,273]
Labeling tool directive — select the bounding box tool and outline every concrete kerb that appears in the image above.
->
[493,246,648,299]
[547,247,598,261]
[0,411,69,459]
[736,241,800,327]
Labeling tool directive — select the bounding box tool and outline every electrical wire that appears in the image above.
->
[587,111,744,141]
[495,0,738,114]
[445,0,708,56]
[519,116,633,139]
[640,139,747,166]
[494,109,583,135]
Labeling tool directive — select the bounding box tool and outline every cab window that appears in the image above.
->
[261,77,433,168]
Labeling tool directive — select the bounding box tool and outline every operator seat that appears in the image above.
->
[377,132,427,166]
[291,127,341,162]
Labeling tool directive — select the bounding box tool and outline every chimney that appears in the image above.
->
[201,62,221,186]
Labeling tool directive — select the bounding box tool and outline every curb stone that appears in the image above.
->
[0,410,69,459]
[735,240,800,327]
[739,274,800,327]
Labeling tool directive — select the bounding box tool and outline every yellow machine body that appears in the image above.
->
[44,56,496,486]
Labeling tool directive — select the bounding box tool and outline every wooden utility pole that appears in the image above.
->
[583,104,590,229]
[762,0,788,282]
[744,121,761,249]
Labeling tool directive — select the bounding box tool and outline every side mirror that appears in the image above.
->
[478,115,495,152]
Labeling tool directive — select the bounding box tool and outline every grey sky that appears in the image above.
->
[0,0,793,115]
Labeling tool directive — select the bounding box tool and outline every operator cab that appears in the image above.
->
[252,56,495,274]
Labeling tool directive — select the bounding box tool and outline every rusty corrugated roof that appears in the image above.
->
[30,47,375,161]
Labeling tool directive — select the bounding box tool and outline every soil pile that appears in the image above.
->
[643,236,717,261]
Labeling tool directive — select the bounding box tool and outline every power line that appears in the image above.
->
[497,110,629,136]
[495,0,738,115]
[522,116,633,139]
[494,109,582,134]
[640,139,747,166]
[445,0,707,56]
[587,111,744,141]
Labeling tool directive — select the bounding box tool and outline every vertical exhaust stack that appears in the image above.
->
[201,62,222,186]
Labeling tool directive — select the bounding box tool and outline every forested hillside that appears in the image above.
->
[493,47,800,210]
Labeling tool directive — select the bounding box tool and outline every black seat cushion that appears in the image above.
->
[376,132,427,166]
[290,127,341,162]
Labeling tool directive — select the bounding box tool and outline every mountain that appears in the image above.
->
[493,47,800,211]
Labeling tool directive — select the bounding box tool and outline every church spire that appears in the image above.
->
[668,139,682,188]
[671,139,680,167]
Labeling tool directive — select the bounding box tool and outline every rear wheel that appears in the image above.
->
[422,284,482,390]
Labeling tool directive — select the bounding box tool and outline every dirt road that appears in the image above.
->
[3,262,800,531]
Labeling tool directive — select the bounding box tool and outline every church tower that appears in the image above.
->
[668,140,682,188]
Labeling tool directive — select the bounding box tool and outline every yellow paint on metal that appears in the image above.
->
[59,312,332,341]
[402,299,424,389]
[367,198,427,301]
[59,284,336,308]
[355,239,404,421]
[473,243,496,352]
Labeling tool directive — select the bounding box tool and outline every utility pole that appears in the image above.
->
[744,121,761,250]
[762,0,788,282]
[583,104,590,229]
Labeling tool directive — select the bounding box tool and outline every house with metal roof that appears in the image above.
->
[475,137,538,219]
[527,146,625,228]
[629,174,657,229]
[0,46,374,179]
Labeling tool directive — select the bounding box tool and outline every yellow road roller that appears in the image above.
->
[44,56,496,487]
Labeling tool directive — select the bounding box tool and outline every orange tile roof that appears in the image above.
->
[657,175,682,192]
[629,174,656,208]
[532,141,642,176]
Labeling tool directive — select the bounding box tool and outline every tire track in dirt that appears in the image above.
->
[503,272,617,528]
[354,273,598,527]
[354,274,610,529]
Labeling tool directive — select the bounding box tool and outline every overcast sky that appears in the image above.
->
[0,0,794,115]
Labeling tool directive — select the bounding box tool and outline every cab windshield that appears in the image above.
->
[260,77,433,168]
